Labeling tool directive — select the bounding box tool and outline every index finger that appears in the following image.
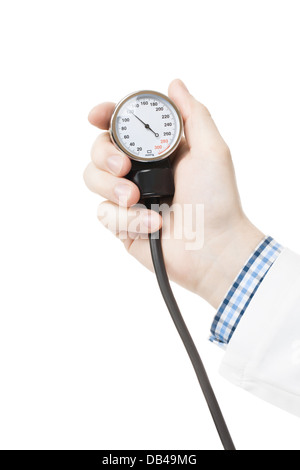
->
[88,102,116,130]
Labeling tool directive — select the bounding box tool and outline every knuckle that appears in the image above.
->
[197,102,211,117]
[96,131,110,143]
[90,138,100,161]
[218,139,231,157]
[83,163,91,184]
[90,132,109,158]
[97,201,111,222]
[209,142,231,158]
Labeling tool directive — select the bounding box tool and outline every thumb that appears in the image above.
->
[168,79,227,153]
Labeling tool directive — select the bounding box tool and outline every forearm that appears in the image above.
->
[196,217,265,308]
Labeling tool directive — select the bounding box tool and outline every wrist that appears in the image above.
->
[197,218,265,308]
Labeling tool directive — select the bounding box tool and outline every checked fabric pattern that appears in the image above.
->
[210,236,283,348]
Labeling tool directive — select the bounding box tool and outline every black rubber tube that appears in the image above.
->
[148,205,236,450]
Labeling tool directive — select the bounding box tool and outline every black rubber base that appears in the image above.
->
[126,158,175,201]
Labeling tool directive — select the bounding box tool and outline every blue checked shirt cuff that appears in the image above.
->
[209,236,283,348]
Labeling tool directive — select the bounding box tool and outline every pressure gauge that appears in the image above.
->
[110,91,183,162]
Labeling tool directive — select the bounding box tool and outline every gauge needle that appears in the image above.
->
[133,114,159,137]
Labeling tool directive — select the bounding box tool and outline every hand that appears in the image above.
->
[84,79,264,308]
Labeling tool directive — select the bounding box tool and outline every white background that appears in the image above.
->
[0,0,300,450]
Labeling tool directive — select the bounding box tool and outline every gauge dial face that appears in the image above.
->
[110,91,183,162]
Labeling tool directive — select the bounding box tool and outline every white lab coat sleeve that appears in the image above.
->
[220,248,300,417]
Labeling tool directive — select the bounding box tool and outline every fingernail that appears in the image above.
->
[142,212,160,231]
[114,183,132,204]
[107,155,123,175]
